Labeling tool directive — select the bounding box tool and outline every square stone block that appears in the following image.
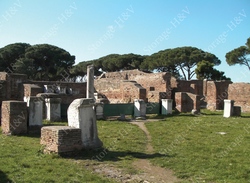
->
[40,126,82,154]
[1,101,27,135]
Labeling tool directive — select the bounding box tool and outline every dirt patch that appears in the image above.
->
[133,159,180,183]
[81,121,180,183]
[131,122,180,183]
[131,122,154,153]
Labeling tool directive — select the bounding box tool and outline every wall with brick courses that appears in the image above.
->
[175,92,200,113]
[98,70,173,102]
[228,83,250,112]
[175,80,204,96]
[95,79,146,103]
[205,80,232,111]
[24,81,86,105]
[0,72,27,100]
[40,126,82,153]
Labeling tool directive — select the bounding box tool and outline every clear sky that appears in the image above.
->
[0,0,249,82]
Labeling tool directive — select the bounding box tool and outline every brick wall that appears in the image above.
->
[205,80,232,111]
[98,70,173,102]
[228,83,250,112]
[175,92,200,113]
[95,79,146,103]
[0,72,27,100]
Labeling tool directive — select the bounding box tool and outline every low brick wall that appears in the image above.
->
[40,126,82,154]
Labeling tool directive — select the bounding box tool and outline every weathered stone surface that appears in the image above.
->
[40,126,82,153]
[87,65,95,99]
[45,98,61,121]
[228,83,250,112]
[134,99,146,119]
[27,96,43,126]
[1,101,27,135]
[68,98,103,149]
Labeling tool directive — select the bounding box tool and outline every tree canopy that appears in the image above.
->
[0,43,31,71]
[226,37,250,70]
[140,47,221,80]
[0,43,230,81]
[195,60,230,81]
[0,43,75,80]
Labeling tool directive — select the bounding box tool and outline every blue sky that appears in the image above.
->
[0,0,249,82]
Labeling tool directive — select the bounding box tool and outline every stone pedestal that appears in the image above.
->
[233,106,241,117]
[223,100,234,118]
[95,103,104,119]
[28,97,43,127]
[1,101,27,135]
[67,98,103,149]
[161,99,173,115]
[45,98,61,121]
[40,126,82,154]
[134,99,146,119]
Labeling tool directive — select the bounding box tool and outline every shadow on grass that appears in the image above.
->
[0,170,12,183]
[61,148,171,162]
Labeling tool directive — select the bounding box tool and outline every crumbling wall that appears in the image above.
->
[99,70,173,101]
[0,72,27,100]
[228,83,250,112]
[94,78,146,103]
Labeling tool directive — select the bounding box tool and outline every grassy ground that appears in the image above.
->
[1,110,250,182]
[145,110,250,182]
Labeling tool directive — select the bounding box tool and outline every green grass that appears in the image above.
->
[1,111,250,182]
[0,120,146,183]
[145,110,250,182]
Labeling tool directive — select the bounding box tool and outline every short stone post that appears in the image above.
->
[223,100,234,118]
[45,98,61,121]
[1,101,27,135]
[161,99,173,115]
[28,96,43,127]
[134,99,146,119]
[67,98,103,149]
[95,103,104,120]
[87,65,95,99]
[233,106,241,116]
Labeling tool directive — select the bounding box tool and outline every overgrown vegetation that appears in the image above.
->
[0,110,250,182]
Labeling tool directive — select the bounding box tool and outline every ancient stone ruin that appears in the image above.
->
[0,69,249,153]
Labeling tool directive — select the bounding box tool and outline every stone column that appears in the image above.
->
[223,100,234,118]
[134,99,146,119]
[67,98,103,149]
[45,98,61,121]
[28,96,43,126]
[161,99,173,115]
[1,101,27,135]
[87,65,94,99]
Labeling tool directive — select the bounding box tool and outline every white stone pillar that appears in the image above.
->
[223,100,234,118]
[28,96,43,126]
[134,99,146,119]
[87,65,94,99]
[95,103,104,120]
[67,98,103,149]
[161,99,173,115]
[45,98,61,121]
